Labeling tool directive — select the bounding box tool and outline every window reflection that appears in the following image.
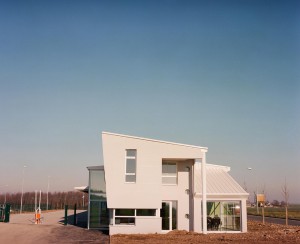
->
[207,201,241,231]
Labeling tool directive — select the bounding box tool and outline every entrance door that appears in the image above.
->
[161,201,177,231]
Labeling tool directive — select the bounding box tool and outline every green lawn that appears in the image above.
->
[247,204,300,220]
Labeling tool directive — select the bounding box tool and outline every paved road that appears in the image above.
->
[248,214,300,226]
[0,210,109,244]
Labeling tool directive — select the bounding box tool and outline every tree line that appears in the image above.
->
[1,191,88,212]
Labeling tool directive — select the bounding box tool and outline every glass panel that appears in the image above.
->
[162,163,169,174]
[162,176,177,184]
[136,209,156,216]
[172,201,177,230]
[126,149,136,157]
[162,163,176,174]
[207,201,241,231]
[90,170,106,200]
[90,201,100,228]
[125,174,136,182]
[115,217,135,225]
[100,202,109,226]
[115,209,135,216]
[168,164,177,174]
[89,201,109,228]
[161,202,169,230]
[126,159,136,173]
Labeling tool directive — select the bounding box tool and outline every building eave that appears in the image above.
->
[102,131,208,151]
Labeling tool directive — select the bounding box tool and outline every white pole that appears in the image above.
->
[20,165,27,214]
[35,190,37,211]
[202,151,207,234]
[39,190,41,210]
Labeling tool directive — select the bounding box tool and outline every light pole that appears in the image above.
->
[47,176,50,211]
[248,167,258,214]
[20,165,27,214]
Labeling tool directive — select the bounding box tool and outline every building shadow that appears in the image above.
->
[58,210,109,235]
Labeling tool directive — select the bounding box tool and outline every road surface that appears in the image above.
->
[0,210,109,244]
[248,214,300,226]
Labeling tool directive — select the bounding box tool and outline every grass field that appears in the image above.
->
[247,204,300,220]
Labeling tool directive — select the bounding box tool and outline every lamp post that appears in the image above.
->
[47,176,50,211]
[248,167,258,214]
[20,165,27,214]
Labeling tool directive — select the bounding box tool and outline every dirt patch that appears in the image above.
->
[111,220,300,243]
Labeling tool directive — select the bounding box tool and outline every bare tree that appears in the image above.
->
[282,178,289,226]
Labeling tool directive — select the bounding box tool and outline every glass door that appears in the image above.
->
[161,201,177,231]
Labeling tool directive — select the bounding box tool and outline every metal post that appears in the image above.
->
[262,205,265,224]
[4,204,10,223]
[20,165,27,214]
[64,205,68,225]
[74,204,77,226]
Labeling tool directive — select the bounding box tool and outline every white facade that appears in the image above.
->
[87,132,249,235]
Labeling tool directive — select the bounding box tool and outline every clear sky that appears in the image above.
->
[0,1,299,203]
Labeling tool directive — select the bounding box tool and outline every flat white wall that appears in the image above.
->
[102,133,204,209]
[109,218,161,235]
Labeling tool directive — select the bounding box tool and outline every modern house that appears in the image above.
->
[87,132,248,235]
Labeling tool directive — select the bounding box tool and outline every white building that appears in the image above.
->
[87,132,248,235]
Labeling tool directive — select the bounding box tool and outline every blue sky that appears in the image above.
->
[0,1,299,203]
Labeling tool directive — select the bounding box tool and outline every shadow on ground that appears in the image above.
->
[58,210,109,235]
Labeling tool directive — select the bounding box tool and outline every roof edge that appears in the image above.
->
[102,131,208,151]
[87,165,104,170]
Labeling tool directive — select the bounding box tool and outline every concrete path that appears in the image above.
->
[0,210,109,243]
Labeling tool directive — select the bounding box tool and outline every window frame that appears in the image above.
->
[113,209,158,226]
[125,149,137,183]
[162,161,178,185]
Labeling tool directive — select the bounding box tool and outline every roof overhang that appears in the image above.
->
[74,186,89,193]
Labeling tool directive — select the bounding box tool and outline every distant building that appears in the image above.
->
[87,132,248,235]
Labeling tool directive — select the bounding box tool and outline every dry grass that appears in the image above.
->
[111,220,300,243]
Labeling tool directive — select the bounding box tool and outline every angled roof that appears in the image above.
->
[102,131,208,150]
[198,165,248,196]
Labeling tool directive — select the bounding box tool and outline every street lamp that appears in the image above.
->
[20,165,27,214]
[248,167,258,214]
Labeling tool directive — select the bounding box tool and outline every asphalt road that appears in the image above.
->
[248,214,300,226]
